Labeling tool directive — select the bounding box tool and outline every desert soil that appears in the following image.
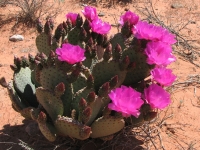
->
[0,0,200,149]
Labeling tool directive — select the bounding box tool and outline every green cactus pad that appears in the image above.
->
[110,33,126,52]
[36,32,58,56]
[67,27,80,45]
[37,112,57,142]
[86,96,103,126]
[7,81,27,112]
[122,46,153,85]
[13,67,38,107]
[96,45,104,60]
[31,70,40,87]
[55,116,91,140]
[36,87,64,121]
[72,73,87,94]
[90,116,125,138]
[82,58,93,69]
[71,87,93,118]
[39,66,73,116]
[19,107,36,119]
[92,60,127,92]
[38,121,57,142]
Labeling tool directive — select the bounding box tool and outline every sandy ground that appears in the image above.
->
[0,0,200,149]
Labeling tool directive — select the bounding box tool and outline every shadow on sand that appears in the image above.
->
[0,119,145,150]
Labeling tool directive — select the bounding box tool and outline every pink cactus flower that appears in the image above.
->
[108,85,144,118]
[145,41,176,66]
[66,13,78,26]
[134,21,176,45]
[90,18,111,34]
[119,11,139,27]
[56,43,85,64]
[144,84,171,109]
[82,6,98,21]
[160,29,177,45]
[151,67,176,86]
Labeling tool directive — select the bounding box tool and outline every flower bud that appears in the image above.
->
[76,14,83,27]
[120,56,130,71]
[21,56,29,67]
[87,75,94,89]
[121,21,131,38]
[54,82,65,96]
[98,82,110,97]
[103,43,112,61]
[87,37,93,46]
[97,34,104,45]
[83,19,91,31]
[79,126,91,138]
[87,91,96,104]
[80,27,87,41]
[28,54,35,63]
[109,75,118,89]
[36,18,43,33]
[79,98,87,110]
[114,43,122,60]
[37,111,47,122]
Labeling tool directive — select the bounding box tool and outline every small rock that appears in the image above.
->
[98,12,105,17]
[124,8,129,11]
[190,21,196,24]
[171,3,183,9]
[111,24,120,27]
[9,34,24,42]
[81,3,87,7]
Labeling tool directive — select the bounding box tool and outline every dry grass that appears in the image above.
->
[0,0,65,29]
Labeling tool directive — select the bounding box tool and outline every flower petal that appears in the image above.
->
[56,43,85,64]
[144,84,171,109]
[108,85,144,118]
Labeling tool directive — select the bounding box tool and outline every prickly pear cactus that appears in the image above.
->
[1,6,177,142]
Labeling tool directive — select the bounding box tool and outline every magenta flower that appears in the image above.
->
[145,41,176,66]
[82,6,98,21]
[151,67,176,86]
[56,43,85,64]
[108,85,144,118]
[119,11,139,27]
[134,21,176,45]
[144,84,171,109]
[160,29,177,45]
[90,18,111,34]
[66,13,78,26]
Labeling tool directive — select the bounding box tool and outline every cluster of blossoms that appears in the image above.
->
[56,6,177,118]
[109,10,177,117]
[66,6,111,34]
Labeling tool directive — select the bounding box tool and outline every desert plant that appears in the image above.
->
[1,6,177,141]
[5,0,63,26]
[0,0,8,6]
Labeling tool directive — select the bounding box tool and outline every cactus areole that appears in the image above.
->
[3,6,177,142]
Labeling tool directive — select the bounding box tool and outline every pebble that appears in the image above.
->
[171,3,183,9]
[124,8,129,11]
[9,34,24,42]
[81,3,87,7]
[98,12,105,17]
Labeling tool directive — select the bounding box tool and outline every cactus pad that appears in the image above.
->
[90,116,125,138]
[55,116,91,140]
